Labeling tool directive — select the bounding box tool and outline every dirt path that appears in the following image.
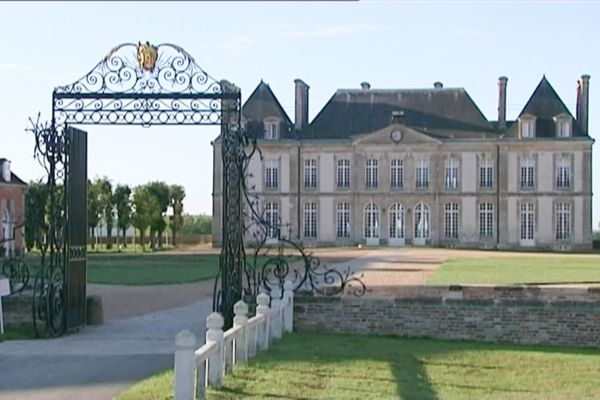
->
[87,281,214,320]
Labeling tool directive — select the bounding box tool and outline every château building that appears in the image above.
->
[212,75,593,251]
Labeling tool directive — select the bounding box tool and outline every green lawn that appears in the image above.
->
[18,253,220,286]
[87,253,220,285]
[0,322,35,342]
[117,332,600,400]
[428,256,600,285]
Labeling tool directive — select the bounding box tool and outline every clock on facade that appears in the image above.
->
[390,129,403,143]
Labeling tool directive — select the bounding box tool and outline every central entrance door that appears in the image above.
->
[389,203,405,246]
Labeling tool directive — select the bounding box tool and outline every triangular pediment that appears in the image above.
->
[352,124,441,145]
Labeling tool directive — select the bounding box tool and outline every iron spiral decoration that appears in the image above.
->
[27,115,68,337]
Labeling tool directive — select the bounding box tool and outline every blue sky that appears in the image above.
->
[0,1,598,228]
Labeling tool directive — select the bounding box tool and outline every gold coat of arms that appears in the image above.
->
[137,41,158,72]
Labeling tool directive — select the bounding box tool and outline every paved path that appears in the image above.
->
[0,298,212,400]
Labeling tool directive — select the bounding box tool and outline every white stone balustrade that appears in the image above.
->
[174,281,294,400]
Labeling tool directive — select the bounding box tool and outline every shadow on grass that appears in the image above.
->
[208,332,600,400]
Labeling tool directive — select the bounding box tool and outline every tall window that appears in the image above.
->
[520,119,535,138]
[557,120,571,138]
[265,202,279,239]
[520,157,535,189]
[416,159,429,188]
[365,159,379,188]
[444,202,459,239]
[555,202,571,240]
[303,202,317,238]
[445,158,459,190]
[265,160,279,189]
[336,202,351,238]
[479,202,494,238]
[390,159,404,188]
[364,203,379,239]
[337,158,350,188]
[520,202,535,243]
[389,203,405,239]
[414,203,430,239]
[480,157,494,188]
[556,156,571,189]
[265,122,278,139]
[304,158,317,188]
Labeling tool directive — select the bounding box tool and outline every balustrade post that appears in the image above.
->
[206,312,224,389]
[233,300,249,364]
[256,292,271,350]
[270,287,283,340]
[247,320,257,358]
[174,329,196,400]
[283,280,294,333]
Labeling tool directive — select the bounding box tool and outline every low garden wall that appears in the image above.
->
[294,285,600,348]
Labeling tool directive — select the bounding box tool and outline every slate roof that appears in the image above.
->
[299,87,497,140]
[242,81,294,139]
[505,76,586,138]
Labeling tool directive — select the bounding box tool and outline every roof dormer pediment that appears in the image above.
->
[353,124,441,146]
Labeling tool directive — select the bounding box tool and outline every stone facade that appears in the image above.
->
[293,286,600,348]
[213,76,594,251]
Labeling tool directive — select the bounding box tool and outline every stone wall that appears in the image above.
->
[2,292,33,326]
[294,285,600,348]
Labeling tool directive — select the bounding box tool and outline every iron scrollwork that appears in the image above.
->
[212,122,366,308]
[53,43,232,127]
[27,115,67,337]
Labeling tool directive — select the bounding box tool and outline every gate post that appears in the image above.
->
[218,80,244,329]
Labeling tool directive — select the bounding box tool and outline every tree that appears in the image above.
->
[95,177,114,250]
[169,184,185,246]
[87,179,102,249]
[181,214,212,235]
[147,181,170,249]
[24,181,49,251]
[132,185,158,250]
[113,184,132,248]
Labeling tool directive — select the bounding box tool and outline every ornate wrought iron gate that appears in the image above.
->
[30,42,244,336]
[29,41,365,337]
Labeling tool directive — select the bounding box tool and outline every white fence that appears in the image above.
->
[174,281,294,400]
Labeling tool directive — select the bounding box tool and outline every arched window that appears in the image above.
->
[363,203,379,239]
[389,203,405,240]
[265,202,279,240]
[414,203,430,241]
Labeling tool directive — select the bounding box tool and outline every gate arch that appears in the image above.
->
[29,42,365,337]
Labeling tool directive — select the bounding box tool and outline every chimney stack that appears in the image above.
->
[1,159,10,182]
[433,81,443,90]
[294,79,309,131]
[577,74,590,134]
[360,81,371,91]
[497,76,508,130]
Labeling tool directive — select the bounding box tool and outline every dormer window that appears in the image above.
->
[264,119,279,140]
[554,114,572,138]
[519,115,536,138]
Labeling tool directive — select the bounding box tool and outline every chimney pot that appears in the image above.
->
[360,81,371,91]
[433,81,443,89]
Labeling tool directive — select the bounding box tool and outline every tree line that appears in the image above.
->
[24,178,192,251]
